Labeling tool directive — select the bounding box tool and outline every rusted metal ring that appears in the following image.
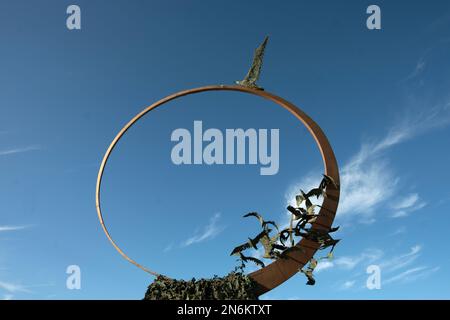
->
[95,85,340,295]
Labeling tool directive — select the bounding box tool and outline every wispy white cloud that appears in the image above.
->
[337,158,397,222]
[283,140,394,224]
[181,213,224,247]
[0,225,29,232]
[384,266,440,285]
[162,243,173,253]
[390,226,407,236]
[402,59,426,83]
[0,281,30,294]
[315,260,334,273]
[0,224,32,298]
[388,100,450,142]
[340,280,356,290]
[391,193,426,218]
[316,248,384,272]
[392,193,420,210]
[0,145,41,156]
[321,244,438,290]
[380,245,422,273]
[335,106,446,221]
[316,245,421,275]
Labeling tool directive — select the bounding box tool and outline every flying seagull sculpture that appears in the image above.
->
[235,36,269,90]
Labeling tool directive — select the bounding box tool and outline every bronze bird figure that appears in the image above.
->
[296,190,313,209]
[304,187,326,199]
[243,212,279,232]
[300,258,318,286]
[235,36,268,90]
[298,227,340,254]
[321,174,339,190]
[230,229,271,256]
[236,252,265,268]
[308,174,339,199]
[259,231,286,259]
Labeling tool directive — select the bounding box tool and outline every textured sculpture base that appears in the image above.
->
[144,272,259,300]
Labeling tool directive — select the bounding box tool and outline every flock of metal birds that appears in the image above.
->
[230,174,340,286]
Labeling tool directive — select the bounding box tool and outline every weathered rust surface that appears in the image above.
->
[95,85,340,294]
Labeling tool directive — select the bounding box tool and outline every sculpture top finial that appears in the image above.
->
[235,36,269,91]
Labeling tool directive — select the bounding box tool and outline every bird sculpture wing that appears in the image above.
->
[244,255,266,268]
[306,187,324,199]
[287,205,303,220]
[295,194,305,207]
[300,190,313,209]
[237,252,265,268]
[320,174,339,189]
[230,242,252,256]
[279,228,294,246]
[243,212,264,227]
[309,258,318,271]
[272,243,287,251]
[253,229,271,243]
[230,228,270,256]
[263,220,279,232]
[306,204,317,215]
[329,226,340,233]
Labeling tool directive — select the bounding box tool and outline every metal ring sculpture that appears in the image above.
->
[95,85,340,296]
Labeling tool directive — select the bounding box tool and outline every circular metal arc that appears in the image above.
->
[95,85,340,295]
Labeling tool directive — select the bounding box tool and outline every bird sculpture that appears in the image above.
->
[230,229,269,256]
[235,36,268,90]
[243,212,279,232]
[300,258,318,286]
[298,227,340,254]
[236,252,265,268]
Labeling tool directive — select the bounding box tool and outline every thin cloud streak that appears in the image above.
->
[0,145,41,156]
[340,280,356,290]
[392,194,420,210]
[315,245,422,275]
[0,225,29,232]
[384,266,440,285]
[317,244,439,290]
[316,248,383,273]
[0,281,31,294]
[181,213,224,247]
[380,245,422,273]
[390,193,426,218]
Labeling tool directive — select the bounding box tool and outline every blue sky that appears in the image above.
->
[1,0,450,300]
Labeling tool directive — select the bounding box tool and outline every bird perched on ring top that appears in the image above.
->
[235,36,269,90]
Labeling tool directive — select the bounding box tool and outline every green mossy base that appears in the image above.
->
[144,272,259,300]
